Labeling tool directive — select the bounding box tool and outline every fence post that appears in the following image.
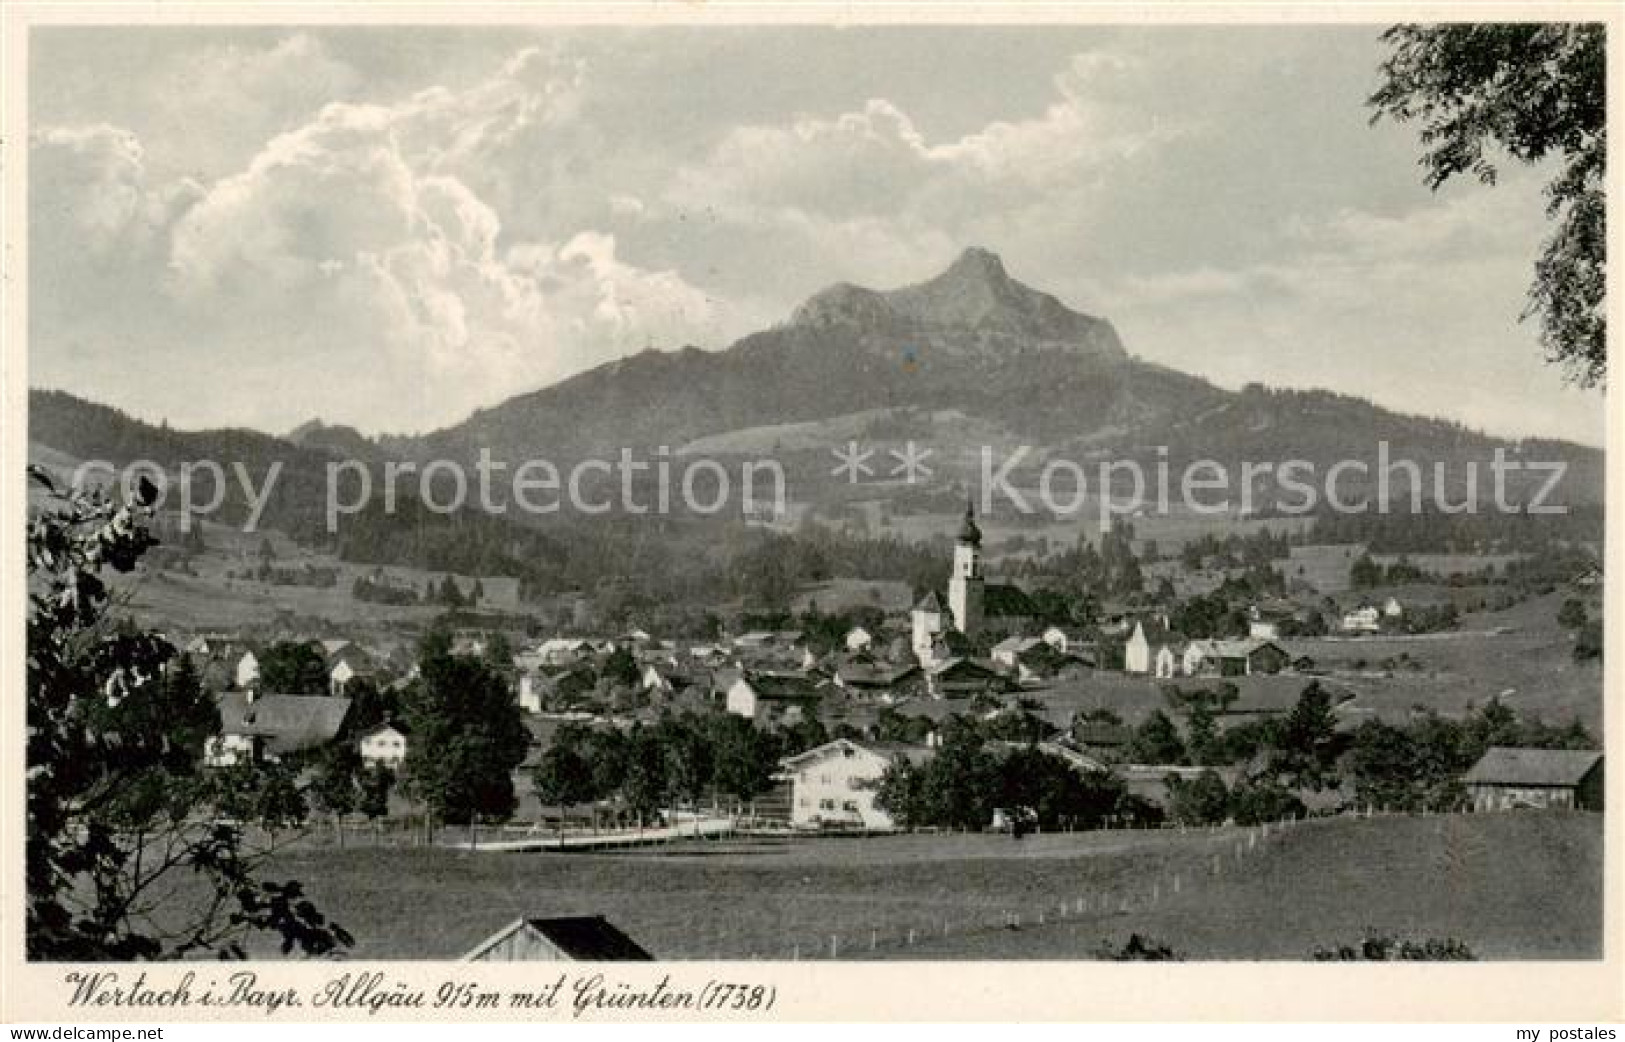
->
[830,935,839,959]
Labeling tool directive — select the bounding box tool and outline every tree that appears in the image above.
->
[1125,710,1186,766]
[707,714,777,808]
[311,742,362,823]
[1557,598,1589,631]
[617,725,669,824]
[1574,618,1603,663]
[1269,682,1347,791]
[25,467,349,959]
[601,644,640,689]
[401,634,530,837]
[357,766,395,821]
[258,640,330,694]
[1165,769,1231,826]
[1370,24,1606,386]
[1350,554,1383,589]
[531,724,601,835]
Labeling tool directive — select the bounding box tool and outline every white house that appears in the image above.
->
[1382,597,1405,619]
[1341,605,1382,633]
[844,626,874,653]
[1154,645,1180,679]
[726,672,822,725]
[1124,622,1152,675]
[1247,619,1281,640]
[358,722,409,769]
[234,650,260,690]
[777,738,931,831]
[991,635,1043,668]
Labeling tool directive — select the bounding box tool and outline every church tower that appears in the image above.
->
[948,500,984,638]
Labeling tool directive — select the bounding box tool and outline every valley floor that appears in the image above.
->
[224,810,1599,961]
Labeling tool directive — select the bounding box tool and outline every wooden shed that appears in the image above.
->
[460,916,655,962]
[1463,747,1604,812]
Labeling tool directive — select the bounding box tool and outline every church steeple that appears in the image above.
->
[956,499,982,547]
[949,500,984,637]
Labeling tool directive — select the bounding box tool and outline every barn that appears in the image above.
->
[1463,747,1604,812]
[461,916,654,961]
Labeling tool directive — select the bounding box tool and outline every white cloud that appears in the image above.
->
[31,48,728,434]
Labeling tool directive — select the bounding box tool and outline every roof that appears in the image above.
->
[215,692,352,757]
[1187,638,1285,659]
[780,737,934,772]
[461,916,654,962]
[927,657,1003,679]
[913,590,946,613]
[837,663,922,688]
[740,671,822,701]
[1462,747,1603,788]
[359,721,409,740]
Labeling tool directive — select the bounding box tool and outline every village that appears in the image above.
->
[174,501,1604,855]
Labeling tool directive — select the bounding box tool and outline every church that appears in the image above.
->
[911,503,1038,667]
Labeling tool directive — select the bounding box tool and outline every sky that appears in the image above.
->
[27,25,1608,445]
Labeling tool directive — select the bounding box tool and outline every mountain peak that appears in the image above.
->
[787,248,1127,361]
[940,246,1011,285]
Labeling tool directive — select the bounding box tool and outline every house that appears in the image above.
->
[205,691,352,767]
[844,626,875,653]
[327,644,375,695]
[1463,747,1604,812]
[910,590,951,667]
[1153,644,1181,679]
[536,638,594,666]
[1183,639,1291,677]
[461,916,654,962]
[518,665,595,713]
[1382,596,1404,619]
[1009,641,1083,684]
[1041,626,1091,656]
[1341,604,1382,633]
[832,662,926,702]
[778,738,932,830]
[726,671,822,725]
[234,648,261,690]
[1124,621,1152,674]
[1126,621,1184,675]
[927,657,1011,699]
[358,722,409,769]
[991,635,1045,668]
[639,663,699,699]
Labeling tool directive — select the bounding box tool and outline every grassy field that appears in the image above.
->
[1022,590,1601,734]
[231,811,1599,961]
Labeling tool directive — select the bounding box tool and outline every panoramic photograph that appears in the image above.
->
[20,21,1607,969]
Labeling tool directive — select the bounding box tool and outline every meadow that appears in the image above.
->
[236,811,1600,961]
